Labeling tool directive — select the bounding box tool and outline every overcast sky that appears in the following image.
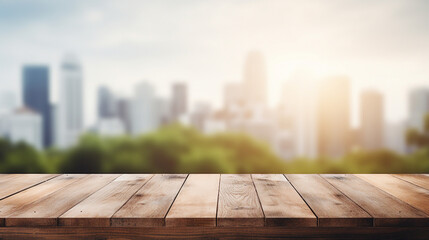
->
[0,0,428,127]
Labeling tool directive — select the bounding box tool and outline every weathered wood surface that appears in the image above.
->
[285,174,372,227]
[1,174,429,239]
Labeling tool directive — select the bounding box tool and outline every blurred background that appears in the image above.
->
[0,0,429,173]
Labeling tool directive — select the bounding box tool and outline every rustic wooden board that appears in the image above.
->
[356,174,429,215]
[59,174,153,227]
[0,174,58,200]
[393,174,429,190]
[252,174,317,227]
[5,174,119,227]
[166,174,220,227]
[111,174,187,227]
[217,174,264,227]
[285,174,372,227]
[323,174,429,227]
[1,227,429,240]
[0,174,86,225]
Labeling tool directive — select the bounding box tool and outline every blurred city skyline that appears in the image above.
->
[1,0,429,128]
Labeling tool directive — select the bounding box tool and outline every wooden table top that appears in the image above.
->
[1,174,429,228]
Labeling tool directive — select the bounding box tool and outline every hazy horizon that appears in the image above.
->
[1,0,429,128]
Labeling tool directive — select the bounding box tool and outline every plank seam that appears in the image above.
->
[53,174,121,226]
[250,174,266,225]
[215,174,221,227]
[283,174,319,227]
[0,174,59,201]
[391,174,429,191]
[163,174,189,223]
[319,174,375,227]
[355,174,429,217]
[109,174,155,225]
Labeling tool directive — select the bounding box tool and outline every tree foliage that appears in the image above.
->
[0,124,428,173]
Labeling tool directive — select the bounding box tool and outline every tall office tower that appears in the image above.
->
[223,83,244,112]
[318,76,351,157]
[0,91,17,113]
[57,55,84,148]
[97,86,117,119]
[116,98,132,134]
[22,65,51,147]
[280,76,318,158]
[360,90,384,150]
[155,97,171,127]
[7,107,43,149]
[171,82,187,120]
[243,51,267,107]
[131,82,157,135]
[408,88,429,132]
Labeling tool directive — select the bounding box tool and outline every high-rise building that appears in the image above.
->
[408,88,429,132]
[360,90,384,150]
[280,76,318,158]
[116,98,132,134]
[171,82,187,120]
[22,65,51,147]
[57,55,84,148]
[243,51,267,107]
[96,118,125,136]
[97,86,117,119]
[318,76,350,157]
[384,121,407,154]
[5,107,43,149]
[155,97,171,127]
[223,83,243,112]
[131,82,157,135]
[190,102,212,132]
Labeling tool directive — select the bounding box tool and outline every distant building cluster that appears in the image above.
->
[0,51,427,159]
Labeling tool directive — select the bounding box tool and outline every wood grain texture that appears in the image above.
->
[5,174,119,227]
[1,227,429,240]
[59,174,153,227]
[217,174,264,227]
[0,174,86,225]
[252,174,317,227]
[393,174,429,190]
[356,174,429,215]
[323,174,429,227]
[166,174,220,227]
[111,174,187,227]
[286,174,372,227]
[0,174,58,200]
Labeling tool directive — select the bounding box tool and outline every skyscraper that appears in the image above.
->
[97,86,117,119]
[318,76,350,157]
[5,107,43,150]
[243,51,267,107]
[116,98,132,134]
[360,90,384,150]
[408,88,429,132]
[223,83,244,112]
[131,82,157,135]
[280,74,318,158]
[22,65,51,147]
[57,55,84,148]
[171,82,187,120]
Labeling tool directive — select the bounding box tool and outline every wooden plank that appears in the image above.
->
[5,174,119,227]
[0,174,58,200]
[323,174,429,227]
[393,174,429,190]
[217,174,264,227]
[111,174,187,227]
[59,174,153,227]
[252,174,317,227]
[356,174,429,215]
[2,227,429,240]
[0,174,86,225]
[285,174,372,227]
[166,174,220,227]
